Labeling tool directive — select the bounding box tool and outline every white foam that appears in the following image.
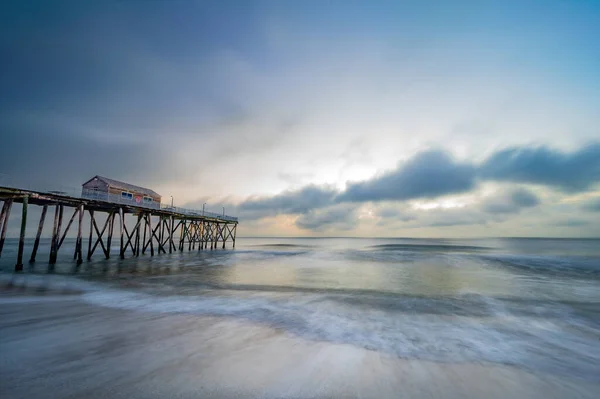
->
[79,287,600,380]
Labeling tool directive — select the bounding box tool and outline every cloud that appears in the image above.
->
[481,187,540,214]
[399,206,491,228]
[374,205,417,226]
[581,197,600,212]
[181,143,598,231]
[480,143,600,192]
[295,204,359,231]
[339,150,476,202]
[182,185,338,222]
[234,185,337,220]
[0,115,179,191]
[552,218,590,227]
[425,210,489,227]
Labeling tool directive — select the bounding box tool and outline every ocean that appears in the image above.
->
[1,237,599,383]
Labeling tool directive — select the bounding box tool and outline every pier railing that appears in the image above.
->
[0,174,238,222]
[158,205,238,222]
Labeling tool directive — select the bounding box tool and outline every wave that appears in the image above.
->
[480,254,600,277]
[251,244,314,248]
[82,287,600,381]
[368,244,489,252]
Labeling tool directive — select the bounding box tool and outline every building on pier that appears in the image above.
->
[82,176,161,209]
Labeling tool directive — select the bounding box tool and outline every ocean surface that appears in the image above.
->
[1,237,599,381]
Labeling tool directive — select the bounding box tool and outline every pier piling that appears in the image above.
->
[30,205,48,264]
[15,195,28,271]
[0,199,13,258]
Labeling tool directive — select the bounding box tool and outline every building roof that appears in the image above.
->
[83,175,161,198]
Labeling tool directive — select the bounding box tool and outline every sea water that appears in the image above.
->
[1,237,599,381]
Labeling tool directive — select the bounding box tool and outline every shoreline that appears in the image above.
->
[1,292,598,398]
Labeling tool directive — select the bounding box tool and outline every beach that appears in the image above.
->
[1,237,599,398]
[2,289,598,399]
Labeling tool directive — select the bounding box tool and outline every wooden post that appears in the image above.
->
[49,204,60,270]
[179,220,185,251]
[158,216,163,252]
[158,218,167,254]
[15,195,28,271]
[57,207,79,250]
[106,211,115,259]
[87,210,94,260]
[170,215,175,253]
[119,208,125,259]
[148,214,154,256]
[90,211,111,259]
[179,220,187,251]
[30,205,47,264]
[135,213,142,257]
[208,222,211,250]
[222,223,226,249]
[56,205,64,247]
[233,224,237,248]
[200,222,204,250]
[167,216,173,254]
[214,223,221,249]
[192,222,197,250]
[0,199,13,258]
[75,204,84,265]
[0,201,8,234]
[142,213,147,255]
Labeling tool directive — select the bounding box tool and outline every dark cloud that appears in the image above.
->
[581,197,600,212]
[295,205,359,231]
[0,117,180,191]
[339,151,476,202]
[182,185,338,222]
[480,143,600,192]
[481,187,540,214]
[511,188,540,207]
[241,185,337,214]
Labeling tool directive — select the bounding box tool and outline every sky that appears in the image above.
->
[1,0,600,237]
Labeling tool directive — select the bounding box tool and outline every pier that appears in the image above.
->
[0,184,238,272]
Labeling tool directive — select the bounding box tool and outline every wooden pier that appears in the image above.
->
[0,186,238,272]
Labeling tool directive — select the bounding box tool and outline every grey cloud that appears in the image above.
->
[241,185,337,214]
[480,143,600,192]
[427,214,487,227]
[0,117,179,191]
[553,218,590,227]
[339,150,476,202]
[511,188,540,207]
[582,197,600,212]
[375,206,417,223]
[182,185,339,222]
[406,207,490,228]
[181,143,600,231]
[482,188,540,214]
[295,205,359,231]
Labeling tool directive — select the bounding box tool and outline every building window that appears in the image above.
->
[143,197,153,203]
[121,191,133,200]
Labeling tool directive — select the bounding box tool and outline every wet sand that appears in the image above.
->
[1,291,598,399]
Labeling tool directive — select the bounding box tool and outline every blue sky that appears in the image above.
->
[1,0,599,236]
